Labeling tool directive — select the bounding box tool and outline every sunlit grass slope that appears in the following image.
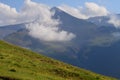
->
[0,40,117,80]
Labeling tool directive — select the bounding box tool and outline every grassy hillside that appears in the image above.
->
[0,40,117,80]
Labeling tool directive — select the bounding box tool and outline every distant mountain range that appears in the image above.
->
[1,7,120,78]
[87,14,120,27]
[0,24,24,39]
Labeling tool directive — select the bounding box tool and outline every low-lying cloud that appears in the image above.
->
[108,15,120,28]
[58,2,109,19]
[26,21,75,42]
[25,0,76,42]
[0,0,75,42]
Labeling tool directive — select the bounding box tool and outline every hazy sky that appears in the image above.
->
[0,0,119,13]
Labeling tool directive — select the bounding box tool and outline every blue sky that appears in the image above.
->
[0,0,119,13]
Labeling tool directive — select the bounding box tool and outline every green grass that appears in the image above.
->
[0,40,117,80]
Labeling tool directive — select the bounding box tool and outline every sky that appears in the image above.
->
[0,0,120,13]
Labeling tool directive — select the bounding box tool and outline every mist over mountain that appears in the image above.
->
[0,24,25,39]
[1,0,120,79]
[1,6,120,79]
[87,14,120,28]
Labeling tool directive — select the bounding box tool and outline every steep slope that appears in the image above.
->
[0,40,116,80]
[52,7,101,43]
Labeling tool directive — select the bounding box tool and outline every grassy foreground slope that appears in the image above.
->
[0,40,116,80]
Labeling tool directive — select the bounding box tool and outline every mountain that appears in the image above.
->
[0,24,25,39]
[0,40,116,80]
[3,7,120,78]
[4,7,111,51]
[52,7,102,43]
[87,15,120,27]
[87,16,111,26]
[78,40,120,78]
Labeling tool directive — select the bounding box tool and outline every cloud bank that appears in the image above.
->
[0,0,75,42]
[58,2,109,19]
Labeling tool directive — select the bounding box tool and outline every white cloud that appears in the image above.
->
[108,15,120,28]
[0,3,18,25]
[84,2,109,17]
[24,0,75,42]
[0,0,75,42]
[26,21,75,42]
[58,2,109,19]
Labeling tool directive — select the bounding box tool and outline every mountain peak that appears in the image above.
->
[51,7,62,12]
